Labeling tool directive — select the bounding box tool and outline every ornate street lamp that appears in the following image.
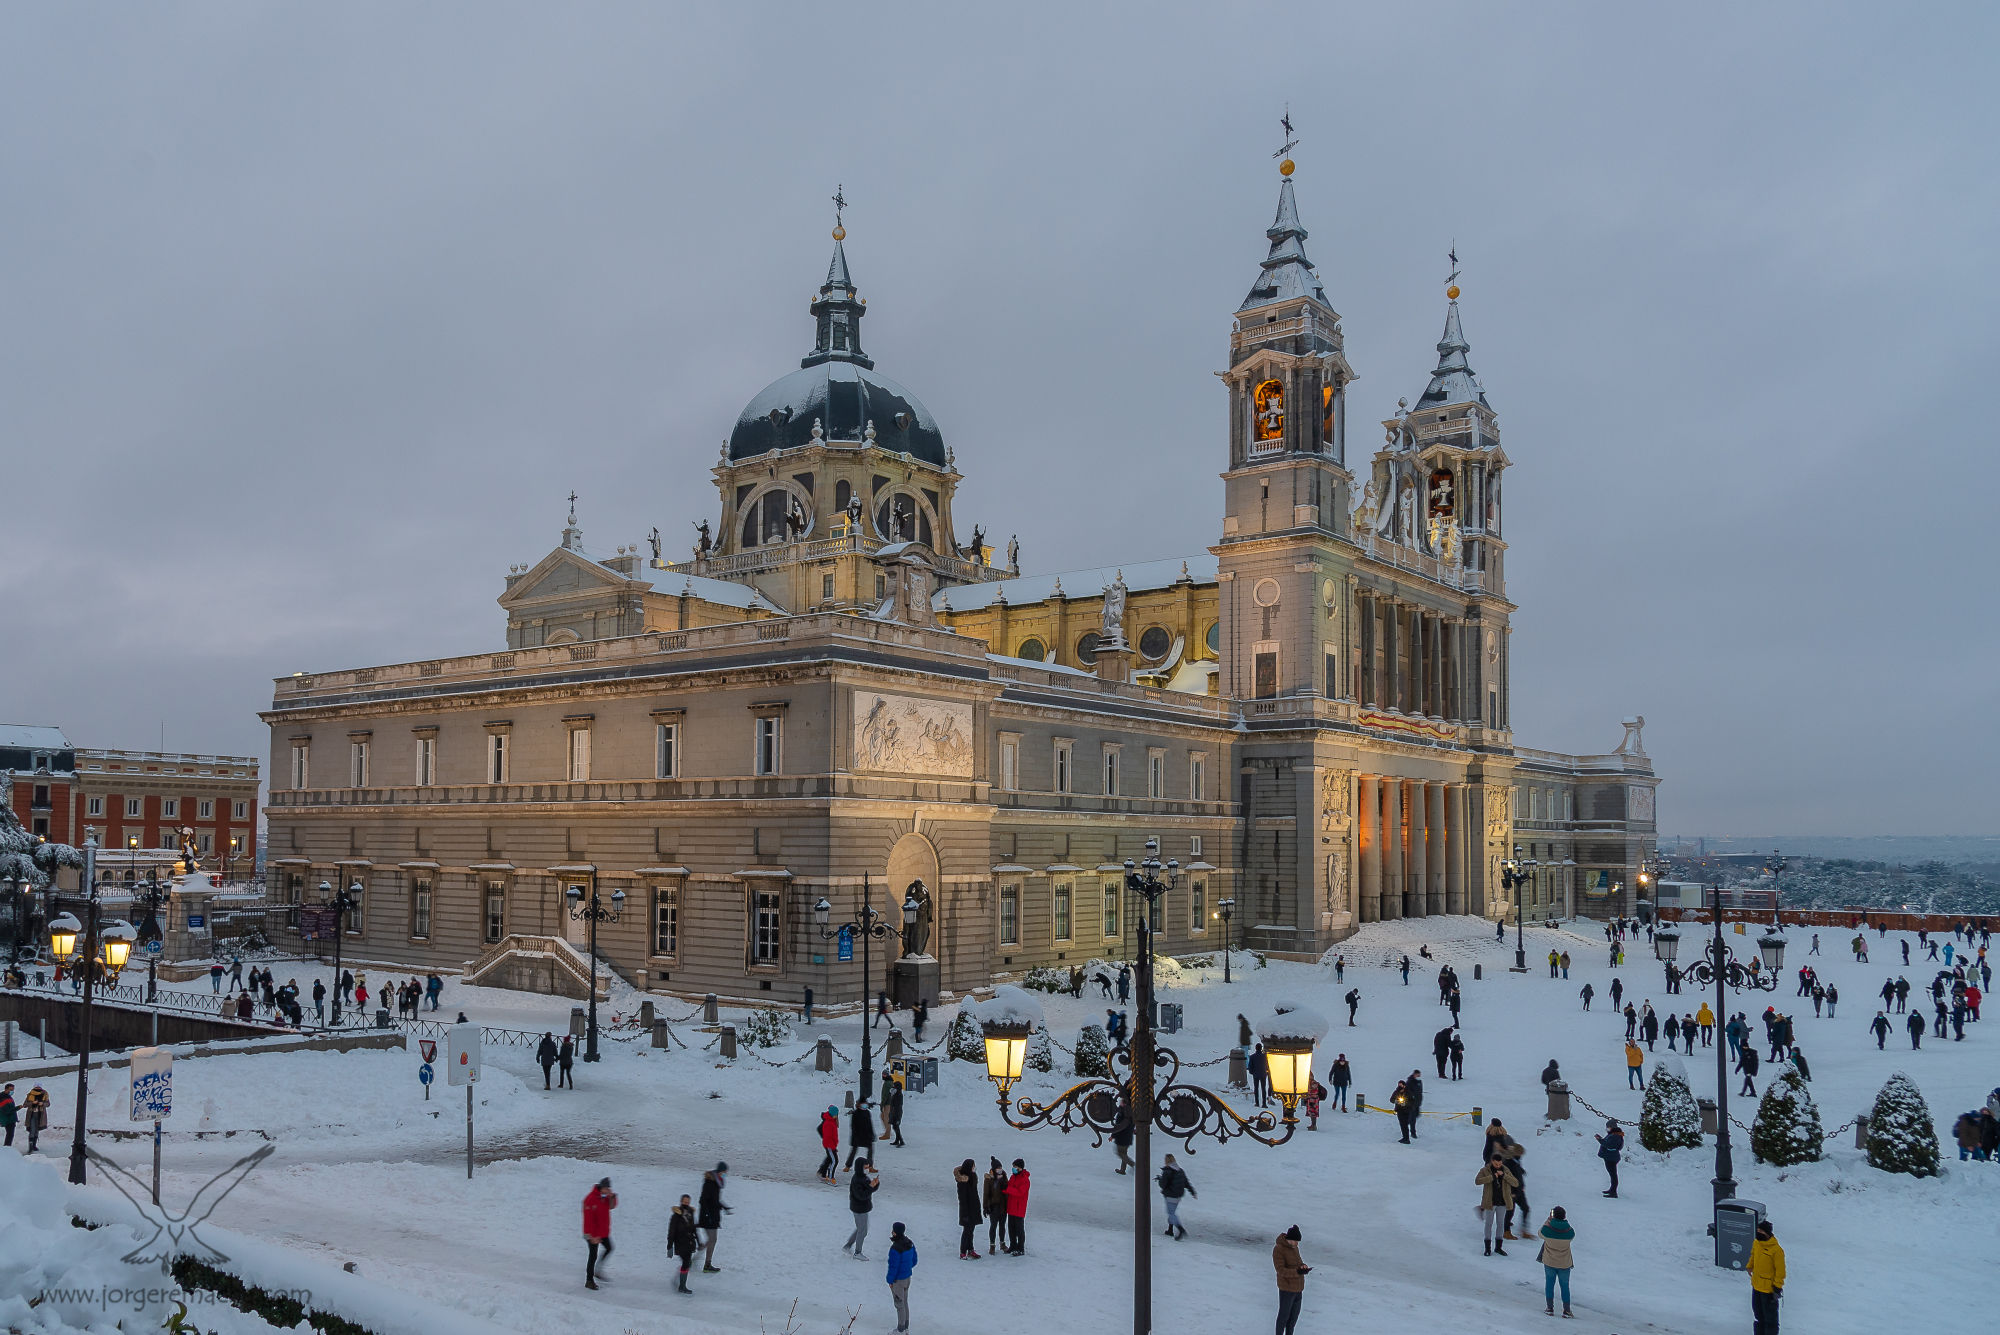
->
[1761,849,1787,928]
[322,880,357,1026]
[1654,885,1785,1206]
[1501,844,1538,972]
[51,834,136,1184]
[977,840,1318,1335]
[814,873,919,1105]
[1215,897,1236,984]
[564,877,626,1062]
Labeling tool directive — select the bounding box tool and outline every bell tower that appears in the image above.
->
[1213,147,1358,701]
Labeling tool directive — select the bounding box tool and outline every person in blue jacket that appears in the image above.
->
[885,1222,918,1334]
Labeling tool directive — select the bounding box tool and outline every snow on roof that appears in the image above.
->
[626,568,784,613]
[938,554,1215,613]
[0,724,70,750]
[968,984,1046,1030]
[1257,1004,1330,1045]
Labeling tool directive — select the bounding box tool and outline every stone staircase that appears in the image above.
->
[461,934,609,1000]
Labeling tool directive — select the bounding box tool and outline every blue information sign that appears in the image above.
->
[838,925,854,962]
[419,1062,434,1086]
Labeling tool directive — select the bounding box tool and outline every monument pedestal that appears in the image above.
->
[891,956,939,1010]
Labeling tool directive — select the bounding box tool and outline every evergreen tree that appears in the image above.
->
[1865,1072,1941,1177]
[1026,1027,1053,1073]
[1749,1068,1823,1166]
[946,1010,985,1062]
[1638,1066,1704,1152]
[1074,1023,1110,1077]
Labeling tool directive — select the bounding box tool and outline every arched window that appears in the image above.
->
[1015,638,1046,662]
[1076,632,1102,665]
[875,493,931,547]
[834,479,852,514]
[1253,379,1285,443]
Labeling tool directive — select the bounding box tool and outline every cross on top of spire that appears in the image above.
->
[832,184,847,231]
[1274,106,1297,161]
[567,491,578,525]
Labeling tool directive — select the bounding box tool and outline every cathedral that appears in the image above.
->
[261,156,1658,1004]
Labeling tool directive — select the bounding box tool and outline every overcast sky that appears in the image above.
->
[2,4,1993,836]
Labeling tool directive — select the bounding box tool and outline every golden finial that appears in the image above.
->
[1279,159,1295,178]
[832,225,846,241]
[1446,284,1460,300]
[831,184,847,241]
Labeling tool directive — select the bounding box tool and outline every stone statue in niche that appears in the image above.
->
[846,495,864,531]
[903,880,933,957]
[1353,479,1380,538]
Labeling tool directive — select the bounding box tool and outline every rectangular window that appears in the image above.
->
[751,888,781,964]
[1253,651,1278,699]
[1190,879,1207,932]
[125,797,142,818]
[1053,741,1073,794]
[162,798,179,819]
[198,799,213,819]
[567,728,592,782]
[1103,747,1119,797]
[31,785,49,808]
[1190,835,1203,857]
[86,796,103,817]
[412,877,433,939]
[876,573,888,601]
[160,833,176,850]
[287,873,303,905]
[32,817,48,837]
[488,734,509,784]
[1563,791,1573,821]
[653,885,679,956]
[1324,640,1339,698]
[1190,754,1207,802]
[197,831,213,854]
[291,744,309,789]
[347,882,365,933]
[349,742,369,788]
[1102,881,1121,940]
[416,738,435,786]
[1053,881,1072,942]
[1147,750,1165,800]
[822,573,835,600]
[484,883,506,943]
[998,736,1019,791]
[754,717,782,776]
[233,800,248,820]
[655,723,679,779]
[999,883,1020,946]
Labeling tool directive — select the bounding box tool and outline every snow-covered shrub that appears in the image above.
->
[1075,1023,1111,1077]
[1026,1027,1053,1072]
[1021,966,1069,993]
[947,1010,985,1062]
[1176,953,1217,969]
[1749,1068,1823,1165]
[740,1008,793,1048]
[1866,1072,1940,1177]
[1638,1065,1703,1152]
[0,1152,180,1334]
[1257,1003,1330,1044]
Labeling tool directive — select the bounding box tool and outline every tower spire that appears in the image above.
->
[803,186,872,369]
[1414,257,1488,410]
[1239,127,1329,313]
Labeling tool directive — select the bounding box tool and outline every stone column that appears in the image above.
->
[1427,781,1448,915]
[1384,599,1400,713]
[1405,780,1428,918]
[1359,593,1374,706]
[1380,776,1403,920]
[1445,783,1468,914]
[1358,775,1381,922]
[1431,618,1444,718]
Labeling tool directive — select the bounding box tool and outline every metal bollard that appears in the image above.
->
[640,999,656,1029]
[1357,1092,1367,1115]
[1473,963,1482,981]
[1228,1046,1247,1088]
[720,1024,737,1059]
[816,1037,834,1073]
[886,1030,904,1061]
[1546,1079,1572,1121]
[1472,1106,1483,1126]
[704,993,719,1024]
[652,1020,670,1050]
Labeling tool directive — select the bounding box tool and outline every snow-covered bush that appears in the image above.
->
[947,1010,985,1062]
[1866,1072,1940,1177]
[1257,1003,1330,1045]
[0,1152,179,1334]
[1074,1023,1111,1077]
[1749,1068,1823,1165]
[1026,1027,1054,1073]
[740,1008,793,1048]
[1638,1065,1703,1152]
[1021,966,1069,994]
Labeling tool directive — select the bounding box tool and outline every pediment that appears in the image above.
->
[500,548,629,611]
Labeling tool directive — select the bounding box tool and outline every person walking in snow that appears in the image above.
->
[1625,1040,1645,1090]
[1433,1025,1454,1079]
[954,1159,983,1258]
[1623,1002,1638,1039]
[1329,1055,1352,1112]
[983,1157,1009,1255]
[1272,1225,1311,1335]
[667,1194,699,1293]
[1304,1076,1325,1129]
[1003,1159,1031,1255]
[1736,1042,1760,1095]
[0,1084,14,1147]
[312,979,326,1023]
[1476,1154,1520,1255]
[818,1105,841,1181]
[1400,956,1411,985]
[842,1161,880,1260]
[209,961,224,993]
[1680,1014,1697,1051]
[1697,1002,1715,1046]
[1538,1207,1576,1318]
[536,1033,558,1089]
[557,1034,575,1088]
[1594,1120,1624,1198]
[885,1081,906,1148]
[21,1086,49,1152]
[426,974,443,1011]
[848,1099,876,1168]
[1560,951,1572,979]
[698,1162,731,1271]
[1788,1046,1811,1081]
[581,1177,616,1290]
[1749,1219,1784,1335]
[1640,1004,1659,1051]
[1116,964,1131,1003]
[1249,1043,1270,1108]
[1111,1097,1135,1174]
[1664,1012,1679,1052]
[1449,1031,1466,1081]
[1344,988,1360,1026]
[1579,982,1594,1011]
[1870,1011,1892,1049]
[884,1222,918,1333]
[1157,1153,1195,1239]
[1610,977,1624,1010]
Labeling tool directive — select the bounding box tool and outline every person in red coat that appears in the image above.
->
[1003,1160,1031,1256]
[582,1177,617,1290]
[818,1105,841,1182]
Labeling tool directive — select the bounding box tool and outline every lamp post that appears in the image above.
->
[133,869,169,1041]
[323,880,356,1026]
[1652,886,1785,1206]
[225,837,240,884]
[978,840,1316,1335]
[1501,844,1538,972]
[1761,850,1787,928]
[1215,897,1236,984]
[564,876,625,1062]
[814,873,919,1105]
[50,834,135,1184]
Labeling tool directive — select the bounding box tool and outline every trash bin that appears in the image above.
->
[923,1056,940,1089]
[1228,1046,1247,1088]
[1158,1003,1183,1034]
[889,1056,917,1092]
[1712,1198,1765,1270]
[569,1005,588,1038]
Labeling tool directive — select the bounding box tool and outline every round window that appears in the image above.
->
[1138,626,1171,661]
[1252,578,1282,607]
[1205,622,1220,653]
[1076,632,1102,665]
[1016,638,1047,662]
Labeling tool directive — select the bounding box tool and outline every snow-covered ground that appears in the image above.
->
[14,917,1997,1334]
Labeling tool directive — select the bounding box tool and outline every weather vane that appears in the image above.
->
[1447,243,1461,299]
[1274,106,1298,161]
[831,184,847,239]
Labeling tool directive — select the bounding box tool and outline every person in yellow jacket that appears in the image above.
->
[1696,1002,1716,1047]
[1749,1219,1784,1335]
[1624,1039,1645,1089]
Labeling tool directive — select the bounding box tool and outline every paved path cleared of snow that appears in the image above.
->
[25,916,1999,1335]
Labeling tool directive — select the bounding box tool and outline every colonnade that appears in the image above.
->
[1354,776,1472,922]
[1354,590,1469,720]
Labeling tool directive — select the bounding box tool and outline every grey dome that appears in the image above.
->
[729,360,946,466]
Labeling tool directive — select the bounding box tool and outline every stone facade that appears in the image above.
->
[261,162,1657,1001]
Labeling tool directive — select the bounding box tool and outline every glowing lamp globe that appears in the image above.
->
[48,913,83,964]
[981,1021,1033,1097]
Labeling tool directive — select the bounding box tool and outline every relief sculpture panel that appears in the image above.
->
[853,691,974,778]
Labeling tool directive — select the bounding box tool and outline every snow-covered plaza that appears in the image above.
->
[6,914,1994,1334]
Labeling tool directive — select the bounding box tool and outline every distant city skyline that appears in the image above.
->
[2,5,1993,834]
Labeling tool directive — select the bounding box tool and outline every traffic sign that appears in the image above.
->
[418,1038,437,1063]
[447,1022,481,1086]
[418,1063,434,1086]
